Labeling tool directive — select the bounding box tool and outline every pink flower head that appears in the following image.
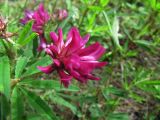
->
[32,3,50,35]
[54,9,68,21]
[38,27,107,87]
[20,10,34,24]
[21,3,50,35]
[20,3,50,51]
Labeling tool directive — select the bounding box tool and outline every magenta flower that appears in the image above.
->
[32,3,50,35]
[20,10,34,25]
[20,3,50,51]
[38,27,107,87]
[32,3,50,51]
[20,3,50,35]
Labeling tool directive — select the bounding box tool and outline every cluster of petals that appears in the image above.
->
[38,27,107,87]
[20,3,50,35]
[20,3,50,51]
[31,3,50,35]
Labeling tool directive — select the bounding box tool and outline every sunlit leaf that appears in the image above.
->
[0,56,10,99]
[111,16,122,51]
[15,57,28,78]
[17,21,33,44]
[19,33,37,46]
[88,6,103,12]
[135,80,160,86]
[100,0,110,7]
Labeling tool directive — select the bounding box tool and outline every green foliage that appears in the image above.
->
[17,21,33,45]
[50,94,77,114]
[22,56,52,77]
[20,88,57,120]
[15,57,28,78]
[11,86,24,120]
[19,33,37,46]
[0,56,10,99]
[0,0,160,119]
[0,94,10,120]
[19,79,80,92]
[107,113,129,120]
[100,0,110,7]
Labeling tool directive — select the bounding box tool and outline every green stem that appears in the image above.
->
[78,0,97,27]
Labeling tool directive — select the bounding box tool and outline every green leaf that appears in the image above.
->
[22,56,52,77]
[50,94,77,114]
[19,79,80,92]
[102,87,126,99]
[15,57,28,78]
[107,113,129,120]
[0,93,10,119]
[134,40,153,51]
[11,86,24,120]
[19,33,37,46]
[20,88,57,120]
[23,38,34,58]
[126,51,138,57]
[0,56,10,99]
[150,0,156,9]
[0,40,6,54]
[100,0,109,7]
[129,92,145,103]
[103,12,122,51]
[111,16,122,51]
[26,114,50,120]
[87,13,97,31]
[17,21,33,44]
[103,11,112,33]
[88,6,103,12]
[135,80,160,86]
[156,3,160,9]
[92,25,109,33]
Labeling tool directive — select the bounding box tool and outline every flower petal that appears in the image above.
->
[79,42,106,60]
[57,28,64,52]
[32,3,50,34]
[37,65,54,74]
[63,27,82,55]
[78,61,107,74]
[50,32,58,43]
[81,34,90,48]
[58,70,72,87]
